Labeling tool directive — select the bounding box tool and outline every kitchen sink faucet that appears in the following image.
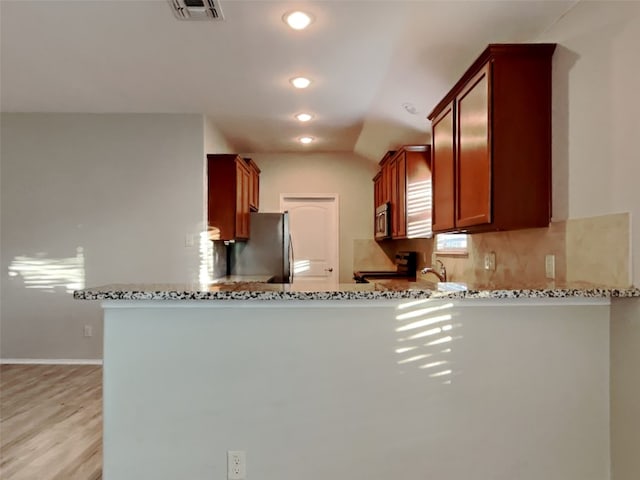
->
[421,259,447,282]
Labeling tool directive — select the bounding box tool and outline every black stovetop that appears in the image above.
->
[353,251,417,283]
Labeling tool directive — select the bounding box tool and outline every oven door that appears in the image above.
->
[375,203,390,240]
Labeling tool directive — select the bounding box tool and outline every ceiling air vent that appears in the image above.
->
[168,0,225,21]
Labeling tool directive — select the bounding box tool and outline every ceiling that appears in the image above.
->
[0,0,576,159]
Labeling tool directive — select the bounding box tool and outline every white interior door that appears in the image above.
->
[280,195,339,287]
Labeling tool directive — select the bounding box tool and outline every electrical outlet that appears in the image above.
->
[83,325,92,337]
[431,252,437,266]
[483,252,496,271]
[227,451,246,480]
[545,254,556,279]
[184,233,195,247]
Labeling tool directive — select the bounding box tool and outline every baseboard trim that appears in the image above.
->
[0,358,103,365]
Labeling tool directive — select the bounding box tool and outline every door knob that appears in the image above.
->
[325,268,333,272]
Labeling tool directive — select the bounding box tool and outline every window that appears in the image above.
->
[435,233,468,254]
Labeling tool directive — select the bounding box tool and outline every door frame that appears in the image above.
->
[279,193,340,284]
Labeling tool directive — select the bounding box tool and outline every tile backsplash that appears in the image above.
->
[566,213,630,287]
[433,221,567,288]
[353,238,432,273]
[352,239,396,271]
[355,212,631,288]
[432,212,631,288]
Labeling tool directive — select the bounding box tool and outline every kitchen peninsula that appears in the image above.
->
[76,281,639,480]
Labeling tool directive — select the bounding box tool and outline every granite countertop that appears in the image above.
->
[73,279,640,301]
[209,275,275,284]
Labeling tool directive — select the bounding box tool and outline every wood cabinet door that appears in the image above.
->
[390,158,399,237]
[235,161,251,239]
[247,167,255,212]
[251,168,259,212]
[431,103,455,232]
[405,148,432,238]
[246,159,259,212]
[395,152,407,238]
[207,154,240,241]
[388,152,407,239]
[382,161,392,205]
[456,63,491,228]
[373,172,383,208]
[242,167,251,236]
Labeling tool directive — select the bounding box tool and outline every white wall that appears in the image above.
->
[539,3,640,479]
[0,120,378,359]
[0,113,221,359]
[247,152,378,283]
[610,298,640,480]
[204,115,235,155]
[543,0,640,282]
[103,299,611,480]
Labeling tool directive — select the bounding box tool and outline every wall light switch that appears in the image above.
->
[184,233,195,247]
[431,252,438,266]
[545,254,556,279]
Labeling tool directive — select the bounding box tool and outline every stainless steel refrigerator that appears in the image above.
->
[228,212,293,283]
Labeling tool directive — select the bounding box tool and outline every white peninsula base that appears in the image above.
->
[102,297,610,480]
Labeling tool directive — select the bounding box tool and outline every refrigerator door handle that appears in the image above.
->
[288,234,294,283]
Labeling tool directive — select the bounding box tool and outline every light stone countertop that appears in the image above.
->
[73,279,640,301]
[209,275,275,284]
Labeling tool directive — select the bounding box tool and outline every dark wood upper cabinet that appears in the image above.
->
[390,154,400,237]
[431,103,455,232]
[428,43,556,234]
[404,146,431,238]
[236,160,250,239]
[373,145,431,240]
[456,63,491,228]
[207,154,259,241]
[373,171,383,208]
[378,149,396,207]
[244,158,260,212]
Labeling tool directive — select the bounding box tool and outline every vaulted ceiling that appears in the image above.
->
[0,0,576,159]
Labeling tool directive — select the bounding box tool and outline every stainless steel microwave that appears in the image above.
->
[375,202,390,240]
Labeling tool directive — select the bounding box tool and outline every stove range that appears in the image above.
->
[353,251,417,283]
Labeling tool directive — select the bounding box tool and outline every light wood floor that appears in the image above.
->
[0,364,102,480]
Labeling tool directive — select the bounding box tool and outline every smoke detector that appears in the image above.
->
[402,102,420,115]
[168,0,225,21]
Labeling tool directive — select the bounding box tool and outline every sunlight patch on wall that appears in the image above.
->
[406,179,432,238]
[7,247,85,293]
[199,230,214,284]
[294,259,311,274]
[395,300,460,384]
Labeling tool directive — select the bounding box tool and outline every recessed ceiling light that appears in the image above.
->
[299,136,314,144]
[290,76,312,89]
[295,113,313,122]
[283,11,314,30]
